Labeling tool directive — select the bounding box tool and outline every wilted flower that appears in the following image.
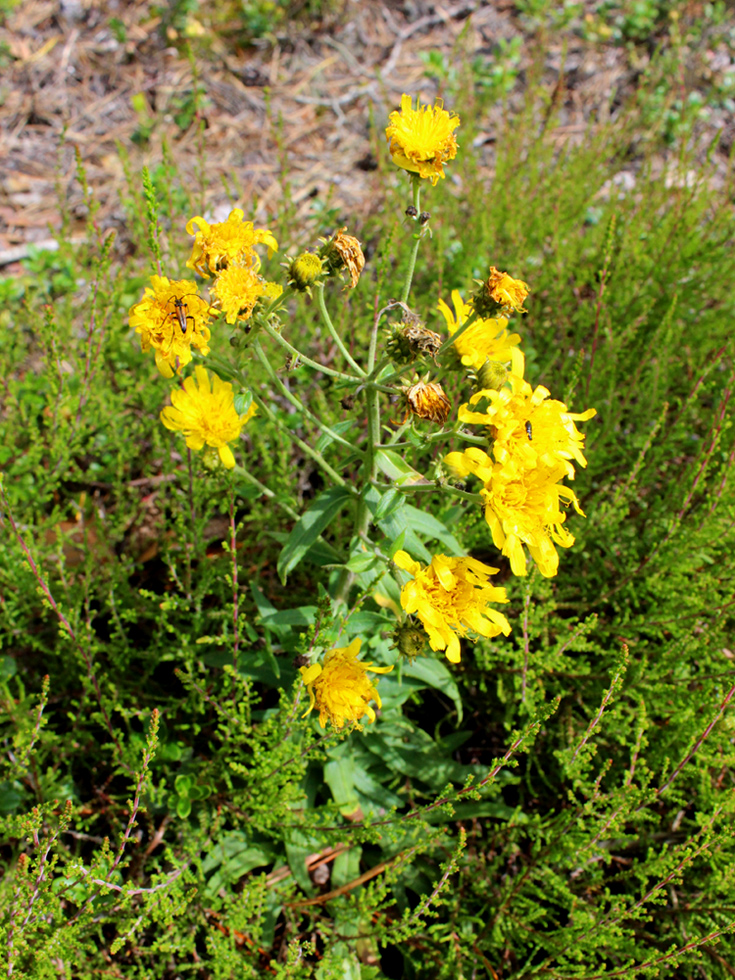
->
[475,267,530,316]
[129,275,213,378]
[437,290,521,372]
[319,227,365,288]
[160,365,256,469]
[385,94,460,186]
[210,266,281,325]
[401,379,451,426]
[394,551,511,663]
[386,319,443,365]
[300,637,393,730]
[185,209,278,278]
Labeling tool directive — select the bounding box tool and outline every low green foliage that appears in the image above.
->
[2,18,735,980]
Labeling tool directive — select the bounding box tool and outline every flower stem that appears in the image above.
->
[252,339,363,456]
[435,309,480,358]
[315,284,365,376]
[400,177,422,305]
[261,319,362,384]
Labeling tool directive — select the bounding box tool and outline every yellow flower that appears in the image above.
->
[401,380,452,426]
[385,94,460,186]
[160,365,256,469]
[129,275,213,379]
[437,290,521,371]
[210,266,281,325]
[300,638,393,730]
[459,349,596,481]
[483,267,530,314]
[185,209,278,278]
[287,252,325,291]
[444,447,582,578]
[319,227,365,288]
[393,551,511,663]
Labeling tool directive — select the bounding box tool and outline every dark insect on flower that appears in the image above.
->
[525,420,533,441]
[169,296,195,335]
[293,654,310,668]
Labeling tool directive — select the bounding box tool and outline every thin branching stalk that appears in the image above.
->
[315,283,365,376]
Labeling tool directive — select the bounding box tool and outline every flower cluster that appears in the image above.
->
[129,209,281,469]
[300,638,393,730]
[446,349,595,577]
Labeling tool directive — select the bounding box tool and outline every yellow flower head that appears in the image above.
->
[385,94,460,186]
[160,365,256,469]
[210,266,281,325]
[483,267,530,314]
[288,252,325,292]
[393,551,511,663]
[185,209,278,278]
[129,275,213,379]
[444,447,582,578]
[437,290,521,371]
[319,227,366,289]
[401,379,451,426]
[459,349,596,480]
[300,638,393,730]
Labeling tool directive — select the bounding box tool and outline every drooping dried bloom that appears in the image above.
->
[385,307,443,364]
[444,447,582,578]
[459,350,596,481]
[394,551,511,663]
[160,365,255,469]
[479,267,530,315]
[300,637,393,730]
[401,380,451,426]
[185,209,278,278]
[210,266,282,325]
[385,94,460,186]
[437,290,521,372]
[319,227,365,288]
[129,275,213,378]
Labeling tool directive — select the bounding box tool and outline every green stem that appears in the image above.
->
[400,177,422,305]
[261,319,362,384]
[248,383,356,493]
[315,284,365,376]
[253,339,364,456]
[435,309,481,358]
[232,465,300,521]
[398,483,483,504]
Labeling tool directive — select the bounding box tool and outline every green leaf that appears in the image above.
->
[344,552,380,573]
[277,487,353,584]
[403,657,464,723]
[375,448,428,486]
[374,486,404,521]
[0,656,17,681]
[324,757,360,816]
[176,795,192,819]
[201,833,275,897]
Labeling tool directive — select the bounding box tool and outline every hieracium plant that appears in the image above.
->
[128,92,595,727]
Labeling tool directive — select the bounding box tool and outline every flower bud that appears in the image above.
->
[393,622,426,661]
[473,359,509,393]
[288,252,325,291]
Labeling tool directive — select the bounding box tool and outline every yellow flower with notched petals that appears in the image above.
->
[210,266,282,325]
[393,551,511,664]
[185,209,278,278]
[160,365,255,469]
[300,638,393,730]
[129,275,213,379]
[445,447,582,579]
[385,94,460,186]
[459,349,596,481]
[438,290,521,371]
